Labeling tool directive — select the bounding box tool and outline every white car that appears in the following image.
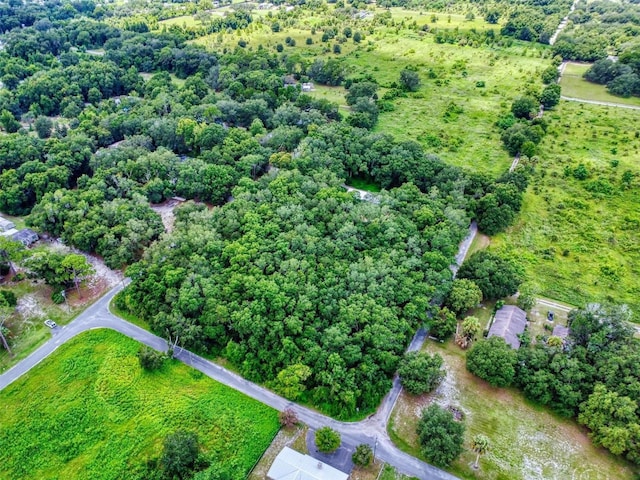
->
[44,320,57,329]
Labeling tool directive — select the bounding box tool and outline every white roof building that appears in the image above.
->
[267,447,349,480]
[0,216,15,232]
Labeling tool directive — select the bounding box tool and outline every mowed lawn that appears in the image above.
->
[560,62,640,106]
[0,329,279,480]
[388,340,636,480]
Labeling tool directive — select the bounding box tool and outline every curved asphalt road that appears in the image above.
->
[0,223,479,480]
[0,280,457,480]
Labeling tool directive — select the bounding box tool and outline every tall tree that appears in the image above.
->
[467,337,517,387]
[60,254,94,298]
[417,404,465,467]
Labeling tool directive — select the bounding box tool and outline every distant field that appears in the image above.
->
[0,329,279,480]
[560,62,640,106]
[194,5,550,176]
[494,101,640,318]
[388,339,636,480]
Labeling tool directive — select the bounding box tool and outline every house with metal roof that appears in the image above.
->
[11,229,39,247]
[0,216,15,232]
[267,447,349,480]
[488,305,527,349]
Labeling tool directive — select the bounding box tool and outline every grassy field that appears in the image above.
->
[493,100,640,318]
[560,62,640,106]
[0,329,279,480]
[388,339,636,480]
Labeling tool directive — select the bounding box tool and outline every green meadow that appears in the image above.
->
[560,62,640,106]
[494,100,640,317]
[0,329,279,480]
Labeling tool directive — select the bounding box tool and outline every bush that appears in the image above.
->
[161,430,200,480]
[137,345,167,371]
[398,351,445,395]
[278,408,299,428]
[0,290,17,307]
[51,290,65,304]
[417,404,465,467]
[315,426,341,453]
[352,443,373,467]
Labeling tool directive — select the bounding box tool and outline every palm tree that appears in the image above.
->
[471,434,490,469]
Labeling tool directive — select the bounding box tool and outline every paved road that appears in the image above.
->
[451,221,477,276]
[561,95,640,111]
[0,281,457,480]
[549,0,579,45]
[0,223,479,479]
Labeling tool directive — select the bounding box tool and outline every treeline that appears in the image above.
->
[554,0,640,61]
[584,53,640,98]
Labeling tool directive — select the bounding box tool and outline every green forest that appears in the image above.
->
[0,0,639,476]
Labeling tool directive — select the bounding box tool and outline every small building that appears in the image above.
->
[11,228,39,247]
[267,447,349,480]
[552,325,570,339]
[301,82,315,92]
[488,305,527,349]
[0,216,15,232]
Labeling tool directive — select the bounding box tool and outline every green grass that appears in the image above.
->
[346,176,381,192]
[493,101,640,319]
[388,339,636,480]
[560,62,640,106]
[379,464,415,480]
[158,14,203,28]
[0,329,279,480]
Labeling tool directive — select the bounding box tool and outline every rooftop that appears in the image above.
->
[267,447,349,480]
[488,305,527,349]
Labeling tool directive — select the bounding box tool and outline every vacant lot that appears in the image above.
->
[388,339,635,480]
[494,101,640,317]
[560,62,640,106]
[0,329,279,480]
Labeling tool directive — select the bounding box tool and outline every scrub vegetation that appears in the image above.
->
[0,329,279,480]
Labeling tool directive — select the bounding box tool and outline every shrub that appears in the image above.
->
[51,290,65,304]
[0,290,17,307]
[278,408,299,428]
[352,443,373,467]
[315,426,341,453]
[137,345,167,371]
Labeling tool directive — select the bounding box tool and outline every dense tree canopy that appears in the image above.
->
[458,250,523,300]
[117,171,468,417]
[467,336,518,388]
[397,351,445,395]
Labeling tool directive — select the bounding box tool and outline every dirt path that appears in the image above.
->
[560,95,640,110]
[549,0,580,46]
